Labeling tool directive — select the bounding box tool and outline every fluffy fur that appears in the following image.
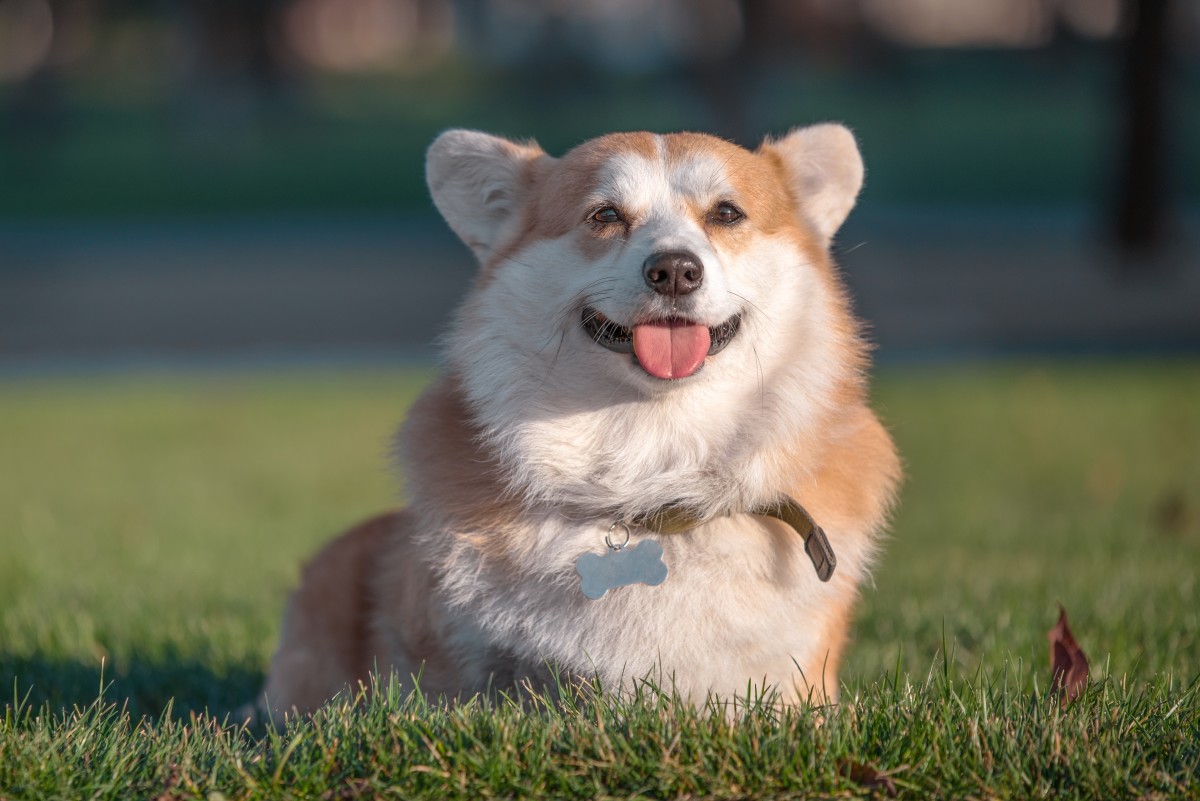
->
[261,125,901,715]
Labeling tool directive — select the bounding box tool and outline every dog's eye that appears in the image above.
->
[711,203,744,225]
[591,207,623,224]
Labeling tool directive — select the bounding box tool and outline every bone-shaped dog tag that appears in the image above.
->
[575,538,668,600]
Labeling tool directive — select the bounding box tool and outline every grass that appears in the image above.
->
[1,361,1198,799]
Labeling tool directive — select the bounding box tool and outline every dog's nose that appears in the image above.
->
[643,251,704,297]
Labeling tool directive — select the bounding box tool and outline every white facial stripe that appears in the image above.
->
[668,153,737,207]
[593,151,664,215]
[595,150,736,220]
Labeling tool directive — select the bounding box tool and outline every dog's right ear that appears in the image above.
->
[426,130,546,262]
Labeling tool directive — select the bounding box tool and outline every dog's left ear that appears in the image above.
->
[426,129,547,262]
[761,124,864,246]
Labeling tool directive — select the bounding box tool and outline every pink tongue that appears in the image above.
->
[632,321,711,379]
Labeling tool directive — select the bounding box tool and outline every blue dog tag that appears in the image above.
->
[575,538,668,600]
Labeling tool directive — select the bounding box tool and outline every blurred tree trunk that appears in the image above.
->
[173,0,293,137]
[687,0,773,146]
[675,0,779,146]
[1113,0,1171,256]
[2,0,92,141]
[180,0,287,88]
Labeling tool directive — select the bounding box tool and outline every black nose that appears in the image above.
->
[643,251,704,297]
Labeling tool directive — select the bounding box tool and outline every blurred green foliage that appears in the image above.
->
[3,51,1197,217]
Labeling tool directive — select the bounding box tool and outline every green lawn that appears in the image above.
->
[1,362,1198,799]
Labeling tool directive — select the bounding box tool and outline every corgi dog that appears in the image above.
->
[261,124,901,715]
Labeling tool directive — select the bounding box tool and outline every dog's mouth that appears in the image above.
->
[581,307,741,380]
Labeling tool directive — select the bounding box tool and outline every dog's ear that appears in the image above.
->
[426,129,546,261]
[761,124,864,246]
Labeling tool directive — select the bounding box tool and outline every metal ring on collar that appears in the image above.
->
[605,521,632,551]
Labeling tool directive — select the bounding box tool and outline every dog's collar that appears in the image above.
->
[628,496,837,582]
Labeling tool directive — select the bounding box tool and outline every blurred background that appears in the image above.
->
[1,0,1197,369]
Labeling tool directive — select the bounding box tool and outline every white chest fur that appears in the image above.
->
[429,511,858,703]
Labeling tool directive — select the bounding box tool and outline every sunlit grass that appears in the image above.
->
[1,361,1198,798]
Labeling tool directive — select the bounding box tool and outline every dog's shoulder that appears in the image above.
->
[791,402,902,540]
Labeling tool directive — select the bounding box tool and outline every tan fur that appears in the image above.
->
[264,505,487,714]
[785,404,903,703]
[401,375,528,569]
[262,511,393,713]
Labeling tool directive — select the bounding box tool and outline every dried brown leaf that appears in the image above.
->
[1153,490,1190,537]
[321,778,374,800]
[149,762,183,801]
[1048,604,1089,705]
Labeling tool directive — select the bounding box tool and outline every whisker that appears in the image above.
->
[752,345,765,415]
[471,241,542,273]
[532,284,622,367]
[546,328,569,373]
[726,290,764,318]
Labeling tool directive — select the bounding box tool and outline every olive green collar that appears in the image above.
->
[629,496,836,582]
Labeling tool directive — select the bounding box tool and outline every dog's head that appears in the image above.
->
[425,127,867,516]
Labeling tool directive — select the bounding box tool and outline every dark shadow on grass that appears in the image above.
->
[1,650,264,721]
